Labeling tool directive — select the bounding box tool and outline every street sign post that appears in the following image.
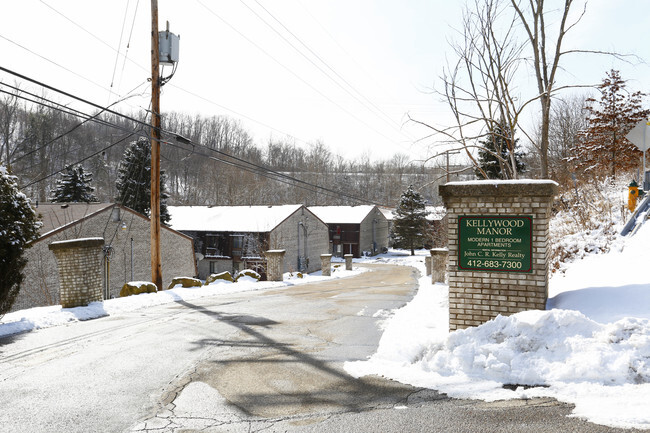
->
[626,119,650,189]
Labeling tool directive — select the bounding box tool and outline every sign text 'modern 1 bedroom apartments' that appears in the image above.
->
[458,215,532,273]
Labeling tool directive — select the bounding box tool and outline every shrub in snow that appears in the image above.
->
[205,272,234,284]
[0,166,41,316]
[120,281,158,297]
[234,269,261,282]
[166,277,202,290]
[549,175,626,273]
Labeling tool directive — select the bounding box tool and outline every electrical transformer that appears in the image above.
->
[158,30,179,65]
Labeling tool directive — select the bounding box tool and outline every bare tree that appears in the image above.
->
[0,85,21,167]
[510,0,586,178]
[547,94,588,182]
[413,0,592,180]
[412,0,529,179]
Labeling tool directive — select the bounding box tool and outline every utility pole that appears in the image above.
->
[446,150,460,183]
[150,0,162,291]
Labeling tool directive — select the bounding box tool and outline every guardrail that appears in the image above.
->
[621,194,650,236]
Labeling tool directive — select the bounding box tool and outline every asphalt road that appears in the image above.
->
[0,264,639,432]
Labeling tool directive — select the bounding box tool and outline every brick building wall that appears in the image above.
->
[12,205,196,312]
[439,181,558,330]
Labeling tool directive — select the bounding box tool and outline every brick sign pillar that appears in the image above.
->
[265,249,286,281]
[48,237,105,308]
[439,181,558,330]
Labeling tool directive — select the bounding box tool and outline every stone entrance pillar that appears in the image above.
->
[344,254,353,271]
[265,250,286,281]
[320,254,332,276]
[439,181,558,330]
[430,248,449,284]
[49,237,104,308]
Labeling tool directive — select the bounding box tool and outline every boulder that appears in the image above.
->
[234,269,261,282]
[205,271,234,284]
[166,277,203,290]
[120,281,158,297]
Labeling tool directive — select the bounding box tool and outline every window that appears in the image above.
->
[232,235,244,249]
[206,235,218,248]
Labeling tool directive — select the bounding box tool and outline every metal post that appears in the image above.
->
[130,237,134,281]
[641,123,648,191]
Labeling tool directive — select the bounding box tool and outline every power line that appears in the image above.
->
[195,0,402,147]
[164,139,383,206]
[0,66,153,131]
[294,0,406,120]
[2,81,148,165]
[3,67,392,207]
[249,0,415,142]
[108,1,132,102]
[0,33,116,97]
[116,0,141,97]
[24,3,309,145]
[18,3,323,148]
[23,131,140,188]
[166,84,308,146]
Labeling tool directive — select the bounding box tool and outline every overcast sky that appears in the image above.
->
[2,0,650,164]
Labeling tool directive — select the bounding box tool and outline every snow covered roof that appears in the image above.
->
[378,206,394,221]
[35,203,114,236]
[168,205,303,232]
[308,205,379,224]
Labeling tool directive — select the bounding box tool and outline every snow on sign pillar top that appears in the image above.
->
[439,180,558,331]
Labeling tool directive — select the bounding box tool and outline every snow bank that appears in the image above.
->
[348,238,650,429]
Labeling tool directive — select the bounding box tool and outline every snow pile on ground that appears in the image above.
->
[0,266,365,339]
[348,224,650,429]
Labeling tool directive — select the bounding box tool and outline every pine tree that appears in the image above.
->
[1,165,41,316]
[392,185,430,256]
[115,137,170,224]
[476,120,525,179]
[574,70,649,179]
[51,164,98,203]
[90,152,111,202]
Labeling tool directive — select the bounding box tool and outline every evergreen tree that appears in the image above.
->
[51,164,98,203]
[115,137,170,224]
[90,152,111,202]
[1,165,41,316]
[476,119,525,179]
[574,70,649,179]
[392,185,430,256]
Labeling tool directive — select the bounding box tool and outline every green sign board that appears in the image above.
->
[458,215,532,273]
